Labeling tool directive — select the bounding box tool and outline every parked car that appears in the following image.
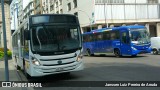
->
[151,37,160,55]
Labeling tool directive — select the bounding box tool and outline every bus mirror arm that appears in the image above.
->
[25,30,30,40]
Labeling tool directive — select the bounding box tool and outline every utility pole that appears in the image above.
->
[1,0,9,81]
[104,3,108,28]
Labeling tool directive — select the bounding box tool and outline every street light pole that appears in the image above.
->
[1,0,9,81]
[78,10,92,31]
[104,3,108,28]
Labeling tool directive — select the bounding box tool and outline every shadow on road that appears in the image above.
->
[24,62,160,88]
[28,72,80,82]
[85,55,148,58]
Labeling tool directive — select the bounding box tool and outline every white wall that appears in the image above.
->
[125,5,136,19]
[63,0,94,27]
[95,4,159,20]
[135,0,147,3]
[122,0,148,3]
[136,5,148,19]
[148,5,158,19]
[125,0,136,3]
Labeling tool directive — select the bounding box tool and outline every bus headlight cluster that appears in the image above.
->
[131,47,137,50]
[77,52,83,62]
[31,57,41,66]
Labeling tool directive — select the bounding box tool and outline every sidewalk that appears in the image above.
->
[0,59,34,90]
[0,59,18,81]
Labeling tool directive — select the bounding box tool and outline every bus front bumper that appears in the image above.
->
[132,48,152,55]
[30,61,84,77]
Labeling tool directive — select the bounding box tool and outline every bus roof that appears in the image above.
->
[83,25,146,35]
[29,14,76,18]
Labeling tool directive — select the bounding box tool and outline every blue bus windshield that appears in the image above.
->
[130,29,150,44]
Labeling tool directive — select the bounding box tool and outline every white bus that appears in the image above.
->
[12,14,84,78]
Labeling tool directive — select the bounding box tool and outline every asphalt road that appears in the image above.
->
[16,54,160,90]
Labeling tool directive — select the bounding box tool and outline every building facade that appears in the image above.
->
[0,1,12,49]
[34,0,43,14]
[42,0,63,14]
[18,0,23,26]
[93,0,160,37]
[10,0,19,32]
[23,0,34,20]
[42,0,160,37]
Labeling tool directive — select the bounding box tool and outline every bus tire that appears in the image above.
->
[114,49,121,57]
[153,49,158,55]
[87,49,93,56]
[132,55,137,57]
[23,60,31,79]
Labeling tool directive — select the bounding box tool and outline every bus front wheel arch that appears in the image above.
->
[23,59,31,79]
[114,49,121,57]
[153,49,158,55]
[86,49,94,56]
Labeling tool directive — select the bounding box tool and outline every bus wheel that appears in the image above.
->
[114,49,121,57]
[153,49,158,55]
[132,55,137,57]
[23,61,31,79]
[87,49,93,56]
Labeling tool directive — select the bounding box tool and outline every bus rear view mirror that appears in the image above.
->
[25,30,30,40]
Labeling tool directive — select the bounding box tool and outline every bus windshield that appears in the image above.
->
[31,25,81,52]
[130,29,150,44]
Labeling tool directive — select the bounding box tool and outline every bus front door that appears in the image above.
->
[120,31,131,55]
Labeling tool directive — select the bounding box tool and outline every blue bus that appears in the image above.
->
[83,25,151,57]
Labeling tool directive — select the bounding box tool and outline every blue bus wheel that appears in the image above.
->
[114,49,121,57]
[87,49,94,56]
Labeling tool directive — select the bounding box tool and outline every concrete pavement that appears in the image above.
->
[0,59,34,90]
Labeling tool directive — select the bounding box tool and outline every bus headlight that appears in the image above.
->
[31,57,41,66]
[131,47,137,50]
[77,53,83,62]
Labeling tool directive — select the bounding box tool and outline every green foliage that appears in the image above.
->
[0,51,4,59]
[0,48,12,60]
[7,51,12,57]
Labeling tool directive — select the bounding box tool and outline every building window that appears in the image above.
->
[56,1,58,7]
[56,11,59,14]
[67,3,71,11]
[95,0,124,4]
[60,9,63,14]
[148,0,158,3]
[74,12,78,16]
[59,0,62,5]
[50,4,54,11]
[73,0,77,8]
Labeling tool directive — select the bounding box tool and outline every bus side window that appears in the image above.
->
[103,32,110,40]
[111,31,116,40]
[83,35,87,42]
[95,33,103,41]
[115,31,120,39]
